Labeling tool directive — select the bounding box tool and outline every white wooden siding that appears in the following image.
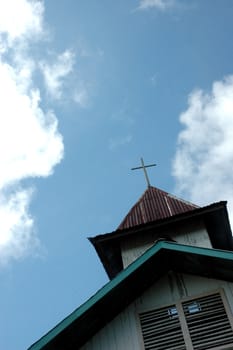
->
[80,273,233,350]
[80,304,143,350]
[121,219,211,268]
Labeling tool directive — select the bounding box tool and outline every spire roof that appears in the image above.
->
[118,186,199,230]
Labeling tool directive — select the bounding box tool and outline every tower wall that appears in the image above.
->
[121,218,211,268]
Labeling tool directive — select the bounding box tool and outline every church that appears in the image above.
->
[28,161,233,350]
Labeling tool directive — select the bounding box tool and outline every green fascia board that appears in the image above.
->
[28,241,233,350]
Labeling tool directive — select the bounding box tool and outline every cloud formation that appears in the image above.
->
[173,76,233,222]
[40,50,75,99]
[137,0,176,11]
[0,0,67,265]
[0,188,38,265]
[0,0,44,45]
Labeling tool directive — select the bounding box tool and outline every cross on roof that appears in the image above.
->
[131,157,156,187]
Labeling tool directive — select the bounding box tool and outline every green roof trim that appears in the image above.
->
[162,241,233,259]
[28,240,163,349]
[28,241,233,350]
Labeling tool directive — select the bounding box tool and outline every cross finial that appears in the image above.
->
[131,158,156,187]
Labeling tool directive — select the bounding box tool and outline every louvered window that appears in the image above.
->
[139,290,233,350]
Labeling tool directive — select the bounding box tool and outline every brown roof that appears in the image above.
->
[118,186,199,230]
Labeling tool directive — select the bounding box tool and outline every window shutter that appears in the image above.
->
[139,291,233,350]
[182,293,233,349]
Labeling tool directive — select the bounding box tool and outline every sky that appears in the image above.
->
[1,0,233,349]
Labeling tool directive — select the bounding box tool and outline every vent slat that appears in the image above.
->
[182,292,233,349]
[140,304,185,350]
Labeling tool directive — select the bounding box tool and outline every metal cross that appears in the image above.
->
[131,158,156,187]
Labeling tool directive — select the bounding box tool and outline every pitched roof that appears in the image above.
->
[118,186,198,230]
[28,241,233,350]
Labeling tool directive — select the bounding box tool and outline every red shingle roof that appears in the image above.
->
[118,186,199,230]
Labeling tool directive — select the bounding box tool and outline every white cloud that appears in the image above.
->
[137,0,176,11]
[0,0,65,265]
[0,0,44,48]
[0,63,63,188]
[173,75,233,222]
[40,50,75,99]
[0,189,38,265]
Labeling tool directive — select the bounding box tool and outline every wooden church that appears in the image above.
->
[28,164,233,350]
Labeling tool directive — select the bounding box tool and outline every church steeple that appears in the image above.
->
[90,181,233,279]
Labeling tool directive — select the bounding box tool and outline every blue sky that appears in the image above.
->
[1,1,233,349]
